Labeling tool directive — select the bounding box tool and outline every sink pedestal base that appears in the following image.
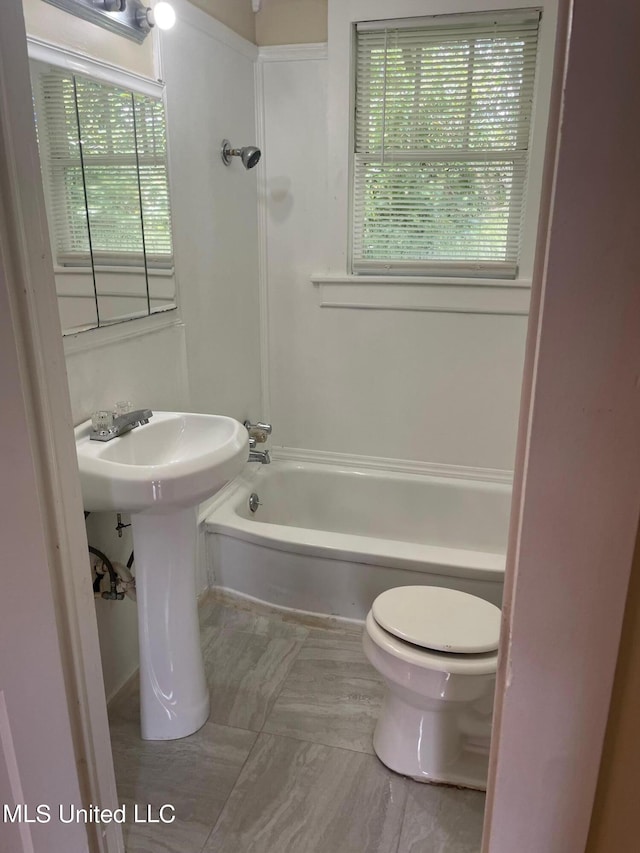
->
[131,507,209,740]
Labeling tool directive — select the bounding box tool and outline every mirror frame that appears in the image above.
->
[27,36,179,336]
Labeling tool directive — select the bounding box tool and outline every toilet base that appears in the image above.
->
[376,743,490,791]
[372,692,491,790]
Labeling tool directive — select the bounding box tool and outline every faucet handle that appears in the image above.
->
[91,410,114,434]
[244,420,272,441]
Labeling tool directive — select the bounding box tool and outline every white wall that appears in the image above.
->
[260,52,528,471]
[64,323,189,424]
[24,0,262,701]
[161,1,263,423]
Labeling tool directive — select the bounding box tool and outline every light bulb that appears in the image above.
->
[153,2,176,30]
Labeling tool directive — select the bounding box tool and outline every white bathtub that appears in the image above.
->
[204,459,511,620]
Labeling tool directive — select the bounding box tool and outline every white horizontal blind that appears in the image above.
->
[133,94,173,268]
[34,68,91,264]
[353,11,541,277]
[32,65,173,269]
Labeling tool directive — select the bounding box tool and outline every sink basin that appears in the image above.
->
[75,411,248,512]
[75,411,249,741]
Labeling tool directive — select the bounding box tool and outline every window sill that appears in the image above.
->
[54,265,174,277]
[310,274,531,315]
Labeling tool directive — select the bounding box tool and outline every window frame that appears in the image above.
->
[326,0,559,287]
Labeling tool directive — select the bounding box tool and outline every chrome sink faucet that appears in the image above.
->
[90,406,153,442]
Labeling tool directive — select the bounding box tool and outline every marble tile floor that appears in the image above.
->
[108,590,485,853]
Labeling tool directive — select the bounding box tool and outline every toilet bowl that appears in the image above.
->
[363,586,501,790]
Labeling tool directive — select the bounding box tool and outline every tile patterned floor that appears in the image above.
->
[108,591,485,853]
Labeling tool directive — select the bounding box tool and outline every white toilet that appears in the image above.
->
[363,585,501,790]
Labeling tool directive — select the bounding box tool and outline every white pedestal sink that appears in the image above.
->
[75,412,248,740]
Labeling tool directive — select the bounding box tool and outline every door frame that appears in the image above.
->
[0,2,123,851]
[483,0,640,849]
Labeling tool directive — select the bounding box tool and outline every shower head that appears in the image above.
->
[221,140,262,170]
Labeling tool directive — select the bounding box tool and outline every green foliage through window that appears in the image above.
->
[353,13,540,276]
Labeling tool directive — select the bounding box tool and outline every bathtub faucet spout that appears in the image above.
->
[248,437,271,464]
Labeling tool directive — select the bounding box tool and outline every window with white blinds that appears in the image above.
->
[32,66,173,269]
[353,11,541,278]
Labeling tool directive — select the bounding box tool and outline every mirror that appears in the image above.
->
[31,60,177,334]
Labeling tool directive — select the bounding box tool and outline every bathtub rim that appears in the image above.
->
[203,457,508,584]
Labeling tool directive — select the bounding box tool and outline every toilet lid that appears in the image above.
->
[372,586,501,654]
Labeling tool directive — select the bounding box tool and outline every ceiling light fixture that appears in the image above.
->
[136,1,177,32]
[153,2,177,30]
[42,0,176,43]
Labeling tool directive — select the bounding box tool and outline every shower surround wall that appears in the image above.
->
[258,48,528,472]
[162,0,262,420]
